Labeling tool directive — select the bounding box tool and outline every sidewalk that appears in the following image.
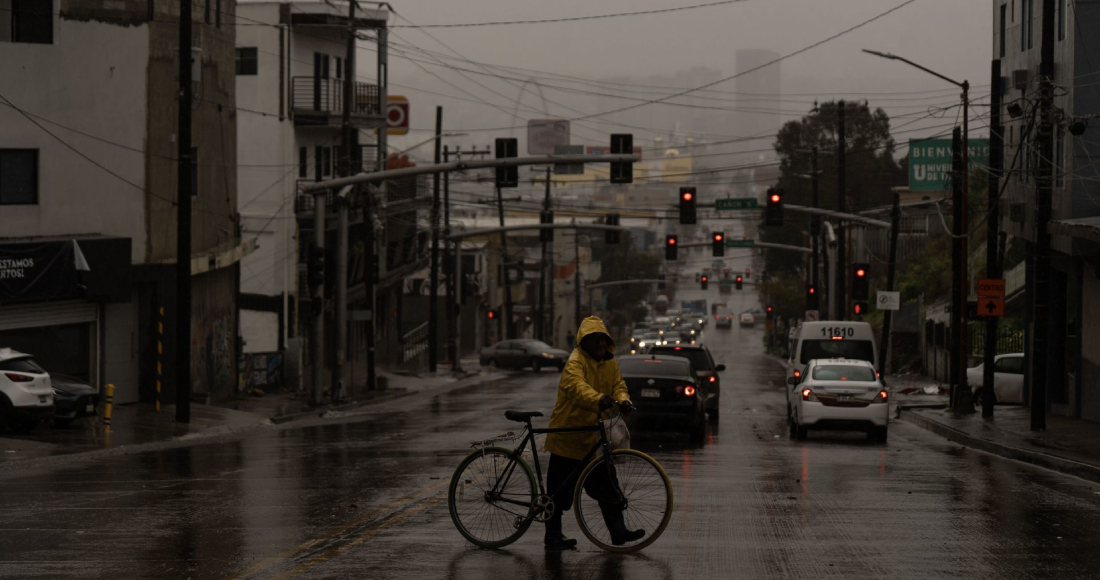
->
[901,405,1100,484]
[0,358,493,466]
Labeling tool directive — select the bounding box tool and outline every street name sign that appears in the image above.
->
[715,198,758,211]
[977,278,1005,297]
[876,291,900,311]
[725,239,755,248]
[908,137,989,191]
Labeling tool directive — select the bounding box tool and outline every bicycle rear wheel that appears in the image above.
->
[448,446,537,548]
[574,449,673,553]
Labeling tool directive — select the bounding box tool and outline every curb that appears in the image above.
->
[900,409,1100,485]
[269,390,416,424]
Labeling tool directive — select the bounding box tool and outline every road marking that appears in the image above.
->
[275,495,446,579]
[224,479,448,580]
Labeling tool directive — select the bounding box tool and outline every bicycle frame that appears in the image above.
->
[486,415,618,517]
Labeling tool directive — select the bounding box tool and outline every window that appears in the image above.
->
[298,147,308,179]
[1058,0,1064,41]
[995,355,1025,374]
[0,149,39,205]
[322,147,332,177]
[335,56,343,79]
[314,146,322,181]
[799,340,875,365]
[314,52,329,79]
[1027,0,1033,50]
[1000,5,1007,57]
[235,47,258,75]
[10,0,53,44]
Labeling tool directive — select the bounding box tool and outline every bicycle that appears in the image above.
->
[447,401,673,553]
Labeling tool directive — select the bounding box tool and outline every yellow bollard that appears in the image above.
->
[103,383,114,434]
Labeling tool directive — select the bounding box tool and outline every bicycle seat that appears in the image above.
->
[504,410,543,422]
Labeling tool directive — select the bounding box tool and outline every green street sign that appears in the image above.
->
[715,198,758,210]
[725,239,755,248]
[908,137,989,191]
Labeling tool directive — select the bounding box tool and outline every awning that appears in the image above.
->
[0,240,87,302]
[1050,216,1100,245]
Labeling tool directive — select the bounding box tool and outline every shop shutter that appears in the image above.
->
[0,300,97,331]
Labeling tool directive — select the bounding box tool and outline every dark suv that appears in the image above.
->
[646,344,724,420]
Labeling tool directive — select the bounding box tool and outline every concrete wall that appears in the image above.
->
[0,1,148,262]
[1080,266,1100,422]
[192,264,240,401]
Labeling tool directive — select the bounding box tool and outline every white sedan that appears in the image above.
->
[967,353,1025,405]
[788,358,889,443]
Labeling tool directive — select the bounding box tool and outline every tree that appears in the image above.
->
[590,228,661,327]
[762,101,906,275]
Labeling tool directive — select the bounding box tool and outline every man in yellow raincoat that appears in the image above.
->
[543,316,644,550]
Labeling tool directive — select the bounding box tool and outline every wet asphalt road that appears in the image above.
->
[6,267,1100,577]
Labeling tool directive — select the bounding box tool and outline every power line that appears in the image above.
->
[390,0,753,28]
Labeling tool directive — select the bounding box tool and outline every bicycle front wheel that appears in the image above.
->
[448,446,537,549]
[574,449,673,553]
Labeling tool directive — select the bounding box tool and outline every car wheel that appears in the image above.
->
[795,424,808,441]
[973,388,996,409]
[53,417,74,428]
[530,358,542,373]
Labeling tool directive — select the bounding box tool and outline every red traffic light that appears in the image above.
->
[766,306,773,312]
[744,268,750,275]
[854,303,865,315]
[701,275,708,282]
[667,237,677,245]
[808,286,816,295]
[736,276,743,283]
[714,233,724,241]
[682,191,693,201]
[855,268,867,278]
[724,269,730,275]
[770,193,781,203]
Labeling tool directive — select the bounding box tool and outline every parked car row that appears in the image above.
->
[0,348,99,433]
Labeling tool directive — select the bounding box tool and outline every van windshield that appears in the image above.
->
[799,340,875,364]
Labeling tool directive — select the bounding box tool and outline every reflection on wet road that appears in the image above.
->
[4,277,1100,578]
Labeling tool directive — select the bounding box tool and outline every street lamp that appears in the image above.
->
[863,48,971,414]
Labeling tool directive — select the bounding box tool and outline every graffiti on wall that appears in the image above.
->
[238,352,284,394]
[192,314,234,397]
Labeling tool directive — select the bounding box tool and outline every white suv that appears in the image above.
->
[0,348,55,433]
[787,358,888,443]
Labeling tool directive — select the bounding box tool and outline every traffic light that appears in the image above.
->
[744,268,751,276]
[766,305,774,321]
[806,285,820,309]
[852,301,869,317]
[679,187,697,224]
[735,275,743,290]
[605,213,620,244]
[540,210,554,242]
[307,244,325,289]
[665,235,678,260]
[610,133,633,184]
[765,188,784,226]
[712,232,725,257]
[494,137,518,188]
[700,275,708,290]
[487,309,499,320]
[852,262,870,300]
[724,268,730,276]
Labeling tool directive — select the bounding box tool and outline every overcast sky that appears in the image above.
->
[377,0,992,157]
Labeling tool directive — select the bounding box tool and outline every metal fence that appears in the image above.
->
[291,77,381,115]
[968,324,1025,356]
[401,321,430,365]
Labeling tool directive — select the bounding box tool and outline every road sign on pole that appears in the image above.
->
[725,239,755,248]
[876,291,900,311]
[977,278,1006,297]
[715,198,758,211]
[977,297,1005,317]
[805,310,820,321]
[385,96,409,135]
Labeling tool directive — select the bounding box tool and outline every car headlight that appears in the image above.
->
[541,352,555,358]
[639,341,646,347]
[690,330,696,335]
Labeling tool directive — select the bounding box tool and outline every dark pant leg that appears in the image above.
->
[544,454,582,540]
[581,456,634,535]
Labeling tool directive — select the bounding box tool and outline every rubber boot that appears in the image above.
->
[544,513,577,550]
[601,504,645,546]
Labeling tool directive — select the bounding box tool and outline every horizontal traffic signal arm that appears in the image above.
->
[673,240,814,254]
[301,153,642,192]
[708,203,891,229]
[444,223,624,240]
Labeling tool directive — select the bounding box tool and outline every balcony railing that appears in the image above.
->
[292,77,381,119]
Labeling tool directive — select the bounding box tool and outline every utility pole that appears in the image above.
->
[837,101,847,321]
[574,227,582,328]
[950,126,974,414]
[1031,0,1056,431]
[538,167,551,342]
[811,146,820,309]
[175,0,193,423]
[983,59,1004,419]
[496,185,515,338]
[444,145,456,371]
[429,106,442,372]
[333,0,357,403]
[880,192,901,379]
[366,23,387,391]
[311,193,326,406]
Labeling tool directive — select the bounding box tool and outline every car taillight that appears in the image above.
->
[5,373,34,382]
[801,388,819,402]
[873,390,888,403]
[684,386,696,397]
[793,370,801,378]
[708,375,716,383]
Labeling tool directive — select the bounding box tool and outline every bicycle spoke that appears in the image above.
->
[575,452,671,552]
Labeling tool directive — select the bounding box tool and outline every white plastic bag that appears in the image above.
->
[606,418,631,450]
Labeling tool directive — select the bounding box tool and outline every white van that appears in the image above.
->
[786,321,878,382]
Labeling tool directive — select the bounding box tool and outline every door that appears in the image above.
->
[105,295,140,404]
[993,355,1026,403]
[312,52,330,110]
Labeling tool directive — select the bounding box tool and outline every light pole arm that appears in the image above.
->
[861,49,965,88]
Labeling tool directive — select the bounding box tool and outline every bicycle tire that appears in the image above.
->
[574,449,673,553]
[448,446,537,549]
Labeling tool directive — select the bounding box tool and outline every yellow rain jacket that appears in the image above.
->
[544,317,630,460]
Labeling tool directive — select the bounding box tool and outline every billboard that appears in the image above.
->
[908,137,990,191]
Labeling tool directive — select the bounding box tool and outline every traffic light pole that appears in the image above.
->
[311,192,326,406]
[1031,0,1056,431]
[811,147,820,310]
[539,167,551,343]
[983,59,1004,419]
[429,106,442,373]
[950,127,974,414]
[175,0,194,424]
[880,192,901,378]
[837,100,847,321]
[496,186,515,338]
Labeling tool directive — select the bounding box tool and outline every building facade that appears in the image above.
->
[0,0,244,405]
